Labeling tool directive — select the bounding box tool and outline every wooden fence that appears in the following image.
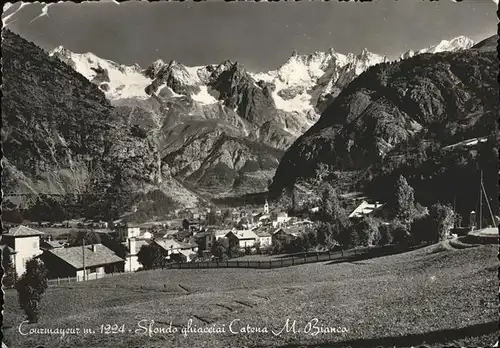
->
[166,250,347,270]
[165,244,422,271]
[46,271,125,286]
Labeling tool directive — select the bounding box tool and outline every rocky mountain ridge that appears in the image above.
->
[3,29,480,221]
[49,35,474,138]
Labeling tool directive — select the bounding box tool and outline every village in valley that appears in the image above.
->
[3,177,497,285]
[1,194,337,282]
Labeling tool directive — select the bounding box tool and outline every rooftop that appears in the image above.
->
[4,225,45,237]
[155,239,195,250]
[46,244,123,269]
[274,225,304,236]
[41,240,64,248]
[349,200,384,219]
[229,230,259,240]
[254,230,272,237]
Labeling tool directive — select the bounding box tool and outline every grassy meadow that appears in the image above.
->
[3,242,498,348]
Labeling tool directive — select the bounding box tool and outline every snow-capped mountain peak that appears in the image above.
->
[425,35,474,54]
[51,34,476,115]
[49,47,152,100]
[401,35,474,59]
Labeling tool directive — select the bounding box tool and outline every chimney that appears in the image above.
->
[91,244,97,252]
[128,237,136,255]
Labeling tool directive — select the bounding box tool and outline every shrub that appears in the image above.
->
[211,239,227,261]
[137,244,165,270]
[2,262,18,288]
[428,203,455,242]
[15,258,48,323]
[355,217,381,246]
[410,203,454,243]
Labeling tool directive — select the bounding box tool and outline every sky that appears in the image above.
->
[2,0,498,72]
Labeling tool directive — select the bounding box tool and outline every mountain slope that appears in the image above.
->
[1,30,203,218]
[2,30,115,196]
[270,35,498,215]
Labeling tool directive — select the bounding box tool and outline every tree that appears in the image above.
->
[15,258,48,323]
[272,239,284,255]
[2,262,17,288]
[378,223,393,246]
[285,185,298,212]
[244,246,252,255]
[306,231,318,249]
[182,219,190,231]
[394,175,417,226]
[320,184,349,227]
[326,236,339,252]
[410,214,431,243]
[316,221,331,246]
[391,221,411,246]
[137,244,164,270]
[222,209,231,223]
[355,217,380,246]
[253,241,261,255]
[211,238,228,261]
[318,184,352,254]
[338,224,358,253]
[427,203,455,242]
[207,211,219,226]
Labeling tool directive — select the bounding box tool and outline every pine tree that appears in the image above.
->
[394,175,416,225]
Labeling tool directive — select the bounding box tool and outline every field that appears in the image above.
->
[3,242,498,348]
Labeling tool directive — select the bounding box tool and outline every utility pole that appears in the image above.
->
[481,179,496,227]
[453,195,457,227]
[82,236,86,281]
[479,170,483,230]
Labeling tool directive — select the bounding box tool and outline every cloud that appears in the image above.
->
[29,3,52,24]
[2,2,28,27]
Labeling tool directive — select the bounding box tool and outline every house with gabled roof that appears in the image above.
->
[253,229,272,247]
[1,225,44,277]
[272,226,303,245]
[193,231,215,252]
[225,230,259,249]
[152,238,198,262]
[348,200,384,219]
[39,244,124,281]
